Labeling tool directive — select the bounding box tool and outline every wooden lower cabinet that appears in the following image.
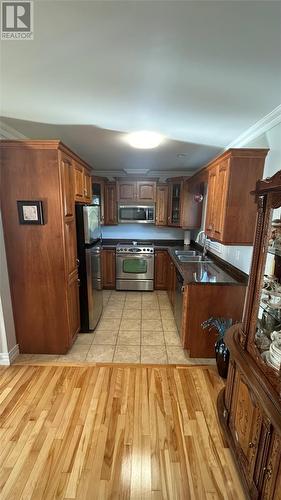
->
[154,250,168,289]
[182,284,246,357]
[67,271,80,342]
[102,249,116,289]
[167,254,177,308]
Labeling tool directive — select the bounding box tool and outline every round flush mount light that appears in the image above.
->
[125,131,163,149]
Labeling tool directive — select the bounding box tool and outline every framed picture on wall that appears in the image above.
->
[17,200,45,225]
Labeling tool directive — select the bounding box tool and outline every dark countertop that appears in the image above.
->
[101,239,248,286]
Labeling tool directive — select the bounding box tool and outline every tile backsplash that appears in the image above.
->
[102,224,184,240]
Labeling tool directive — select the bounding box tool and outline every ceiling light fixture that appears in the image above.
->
[125,131,163,149]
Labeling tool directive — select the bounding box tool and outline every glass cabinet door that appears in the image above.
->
[250,200,281,377]
[170,183,181,225]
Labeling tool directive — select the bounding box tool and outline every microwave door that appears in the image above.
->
[83,206,101,244]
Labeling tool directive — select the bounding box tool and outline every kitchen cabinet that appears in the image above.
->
[92,176,105,225]
[167,253,177,308]
[102,249,116,289]
[104,182,117,225]
[181,175,205,229]
[136,181,156,202]
[154,250,168,289]
[156,184,168,226]
[117,180,156,202]
[167,180,183,227]
[204,149,268,244]
[182,283,246,357]
[74,161,92,204]
[217,168,281,499]
[0,141,90,354]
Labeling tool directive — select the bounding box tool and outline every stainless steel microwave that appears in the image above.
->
[118,204,155,224]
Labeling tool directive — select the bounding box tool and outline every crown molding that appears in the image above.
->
[91,169,194,180]
[227,104,281,149]
[0,120,28,140]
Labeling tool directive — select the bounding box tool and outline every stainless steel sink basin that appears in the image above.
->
[174,250,199,256]
[177,255,212,263]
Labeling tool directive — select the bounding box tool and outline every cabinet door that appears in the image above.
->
[181,178,204,229]
[167,256,176,308]
[60,153,74,217]
[155,250,168,289]
[84,170,92,203]
[137,181,156,202]
[64,219,77,276]
[229,372,262,488]
[74,162,85,202]
[104,182,117,225]
[213,159,229,239]
[205,166,217,238]
[67,271,80,341]
[261,431,281,500]
[156,184,168,226]
[118,181,136,201]
[102,249,116,289]
[168,182,182,226]
[92,178,105,225]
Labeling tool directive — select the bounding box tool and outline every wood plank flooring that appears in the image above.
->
[0,364,245,499]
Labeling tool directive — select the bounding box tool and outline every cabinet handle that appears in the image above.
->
[76,258,80,266]
[77,278,81,286]
[263,465,273,479]
[248,442,256,449]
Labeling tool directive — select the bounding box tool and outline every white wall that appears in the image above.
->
[193,121,281,274]
[102,224,184,240]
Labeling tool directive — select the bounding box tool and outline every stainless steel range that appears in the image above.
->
[116,241,154,291]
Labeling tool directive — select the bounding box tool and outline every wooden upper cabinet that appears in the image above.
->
[104,182,117,225]
[92,177,105,225]
[74,161,92,204]
[156,184,168,226]
[74,162,84,201]
[204,149,268,244]
[118,181,136,202]
[136,181,156,202]
[117,180,156,202]
[60,152,74,218]
[84,170,92,203]
[167,181,183,227]
[181,176,204,229]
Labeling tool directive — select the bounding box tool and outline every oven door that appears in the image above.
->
[116,254,154,280]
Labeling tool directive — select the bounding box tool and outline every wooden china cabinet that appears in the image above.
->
[218,170,281,499]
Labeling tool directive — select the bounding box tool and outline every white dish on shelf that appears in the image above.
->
[261,351,280,371]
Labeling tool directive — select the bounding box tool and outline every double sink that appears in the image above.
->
[174,249,212,263]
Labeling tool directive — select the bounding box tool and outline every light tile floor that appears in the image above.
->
[15,291,216,366]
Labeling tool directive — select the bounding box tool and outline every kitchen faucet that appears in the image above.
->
[196,230,208,258]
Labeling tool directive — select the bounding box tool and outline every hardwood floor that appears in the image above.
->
[0,364,244,499]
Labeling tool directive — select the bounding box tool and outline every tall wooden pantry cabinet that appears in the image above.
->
[0,140,92,354]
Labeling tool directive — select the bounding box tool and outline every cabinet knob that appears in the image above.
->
[248,442,256,449]
[263,465,273,479]
[76,258,80,266]
[77,278,81,286]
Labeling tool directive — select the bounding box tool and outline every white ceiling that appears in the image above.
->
[1,1,281,175]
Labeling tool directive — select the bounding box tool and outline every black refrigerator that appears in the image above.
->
[75,204,103,331]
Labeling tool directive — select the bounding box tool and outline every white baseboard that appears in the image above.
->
[0,344,20,365]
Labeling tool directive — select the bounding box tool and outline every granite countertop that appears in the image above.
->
[167,247,244,285]
[101,239,248,286]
